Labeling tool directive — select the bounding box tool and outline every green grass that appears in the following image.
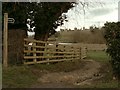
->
[78,80,119,88]
[93,80,119,88]
[3,65,37,88]
[87,50,110,62]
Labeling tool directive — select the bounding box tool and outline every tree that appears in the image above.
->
[34,2,75,40]
[2,2,28,29]
[90,26,94,32]
[2,2,75,40]
[104,22,120,79]
[74,27,77,30]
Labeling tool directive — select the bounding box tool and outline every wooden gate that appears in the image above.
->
[23,38,87,65]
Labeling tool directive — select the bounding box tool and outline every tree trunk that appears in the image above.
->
[35,33,49,41]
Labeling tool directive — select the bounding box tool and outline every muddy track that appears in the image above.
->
[31,59,103,88]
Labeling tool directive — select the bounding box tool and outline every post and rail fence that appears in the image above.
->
[23,38,87,65]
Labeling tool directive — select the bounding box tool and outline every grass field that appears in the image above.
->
[87,50,110,62]
[57,30,106,44]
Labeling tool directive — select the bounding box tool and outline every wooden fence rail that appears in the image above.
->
[23,38,87,65]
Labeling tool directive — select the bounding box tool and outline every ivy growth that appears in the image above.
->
[104,22,120,79]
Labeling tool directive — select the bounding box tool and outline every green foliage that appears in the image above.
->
[90,26,99,33]
[104,22,120,78]
[90,26,94,32]
[2,2,75,40]
[33,2,74,40]
[2,3,27,29]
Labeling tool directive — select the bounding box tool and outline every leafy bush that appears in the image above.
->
[104,22,120,78]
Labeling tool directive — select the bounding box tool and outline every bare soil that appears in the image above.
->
[31,59,103,88]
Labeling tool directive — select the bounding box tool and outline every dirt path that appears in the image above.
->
[31,59,103,88]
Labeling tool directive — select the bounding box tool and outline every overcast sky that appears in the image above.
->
[56,0,120,31]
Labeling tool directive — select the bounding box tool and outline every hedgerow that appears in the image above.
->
[104,22,120,79]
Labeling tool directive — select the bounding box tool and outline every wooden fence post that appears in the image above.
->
[73,47,75,59]
[33,42,36,63]
[55,44,58,60]
[3,13,8,68]
[63,45,66,60]
[79,47,81,59]
[45,41,49,65]
[82,47,87,59]
[71,46,73,60]
[85,47,87,58]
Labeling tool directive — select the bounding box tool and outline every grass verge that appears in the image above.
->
[3,65,37,88]
[87,50,110,62]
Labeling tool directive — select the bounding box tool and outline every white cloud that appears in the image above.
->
[56,0,119,31]
[93,10,118,22]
